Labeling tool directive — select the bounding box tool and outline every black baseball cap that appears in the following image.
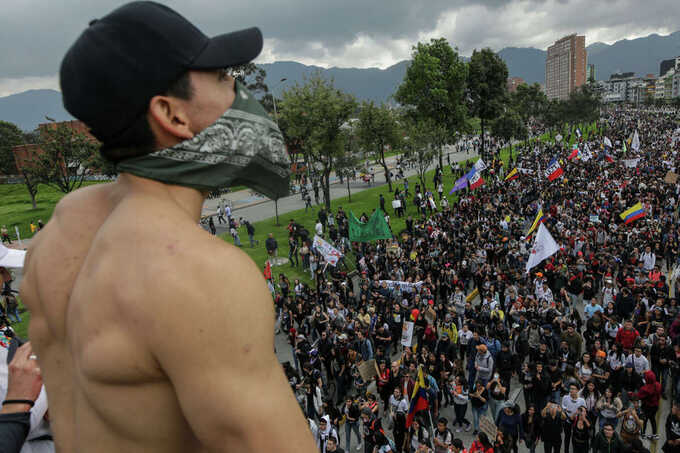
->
[60,1,262,149]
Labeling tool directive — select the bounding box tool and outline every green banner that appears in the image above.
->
[349,209,392,242]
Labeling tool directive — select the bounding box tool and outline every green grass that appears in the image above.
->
[0,181,108,241]
[229,143,523,286]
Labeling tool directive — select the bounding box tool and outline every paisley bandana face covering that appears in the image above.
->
[115,81,291,199]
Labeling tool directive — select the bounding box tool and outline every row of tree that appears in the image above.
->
[277,38,601,209]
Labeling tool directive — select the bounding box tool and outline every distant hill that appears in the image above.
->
[0,89,73,131]
[1,31,678,130]
[497,47,546,84]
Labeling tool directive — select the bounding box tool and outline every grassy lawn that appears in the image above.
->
[228,142,524,286]
[0,181,108,241]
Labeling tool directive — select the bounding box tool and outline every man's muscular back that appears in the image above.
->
[20,180,316,452]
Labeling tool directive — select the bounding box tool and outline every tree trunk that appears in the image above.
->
[480,117,485,160]
[380,149,392,193]
[438,147,444,172]
[323,169,331,211]
[346,176,352,202]
[28,187,37,210]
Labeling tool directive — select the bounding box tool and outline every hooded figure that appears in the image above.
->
[475,344,495,383]
[316,415,337,453]
[631,370,662,409]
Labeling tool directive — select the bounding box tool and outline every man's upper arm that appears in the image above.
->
[144,246,317,452]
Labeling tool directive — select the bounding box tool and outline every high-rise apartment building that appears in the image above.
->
[545,34,587,100]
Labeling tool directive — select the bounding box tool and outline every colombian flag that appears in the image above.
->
[505,167,519,181]
[619,202,645,225]
[525,209,545,241]
[406,366,430,428]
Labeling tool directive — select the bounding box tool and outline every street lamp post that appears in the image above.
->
[271,77,287,124]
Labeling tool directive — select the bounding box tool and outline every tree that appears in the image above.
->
[466,48,509,160]
[402,118,440,190]
[511,83,548,125]
[0,121,23,176]
[563,84,600,125]
[335,129,361,202]
[279,74,357,210]
[24,120,101,194]
[395,38,467,169]
[227,62,269,97]
[356,102,401,192]
[491,108,527,155]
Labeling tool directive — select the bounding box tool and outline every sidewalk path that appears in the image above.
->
[203,147,477,229]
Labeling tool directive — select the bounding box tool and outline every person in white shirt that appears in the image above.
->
[315,220,323,237]
[625,346,650,375]
[640,246,656,272]
[562,383,587,453]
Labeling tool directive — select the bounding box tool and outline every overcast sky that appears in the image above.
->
[1,0,678,96]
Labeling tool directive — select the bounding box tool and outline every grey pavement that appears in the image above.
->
[204,147,477,238]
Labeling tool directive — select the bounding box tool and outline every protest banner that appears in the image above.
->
[479,415,497,441]
[357,359,377,381]
[401,321,414,347]
[378,280,424,293]
[312,235,343,266]
[664,171,678,184]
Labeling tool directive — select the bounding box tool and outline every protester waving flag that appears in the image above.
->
[504,167,519,181]
[473,158,487,172]
[525,223,560,273]
[525,209,545,240]
[468,171,485,190]
[545,158,563,181]
[604,152,615,163]
[631,130,640,152]
[450,174,469,194]
[619,202,645,225]
[604,136,613,148]
[575,128,582,138]
[568,145,579,160]
[406,366,430,428]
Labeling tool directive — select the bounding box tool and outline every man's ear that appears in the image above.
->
[147,95,194,142]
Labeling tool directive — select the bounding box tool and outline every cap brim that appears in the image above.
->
[191,27,263,70]
[0,249,26,268]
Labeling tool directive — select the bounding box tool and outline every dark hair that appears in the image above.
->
[102,71,194,162]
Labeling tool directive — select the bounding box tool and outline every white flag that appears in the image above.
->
[474,158,487,172]
[525,223,560,273]
[631,130,640,152]
[604,137,613,148]
[312,235,343,267]
[401,321,415,347]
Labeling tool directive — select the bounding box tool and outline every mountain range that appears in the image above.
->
[2,31,679,131]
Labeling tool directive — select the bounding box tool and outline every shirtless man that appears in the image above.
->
[19,2,316,452]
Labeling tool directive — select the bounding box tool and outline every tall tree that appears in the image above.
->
[228,62,269,97]
[563,85,600,125]
[335,129,361,202]
[24,120,101,194]
[279,74,357,210]
[0,121,23,176]
[356,102,401,192]
[511,83,548,125]
[402,118,440,190]
[466,48,509,159]
[491,108,527,155]
[395,38,467,170]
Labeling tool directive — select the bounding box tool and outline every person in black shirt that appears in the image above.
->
[541,401,566,453]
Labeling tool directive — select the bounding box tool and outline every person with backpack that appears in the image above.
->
[475,344,494,386]
[432,417,452,453]
[360,407,395,453]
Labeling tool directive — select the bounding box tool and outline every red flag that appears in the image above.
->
[264,261,272,280]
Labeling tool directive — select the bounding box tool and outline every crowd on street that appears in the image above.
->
[266,107,680,453]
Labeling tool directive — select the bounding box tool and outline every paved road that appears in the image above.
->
[204,147,477,236]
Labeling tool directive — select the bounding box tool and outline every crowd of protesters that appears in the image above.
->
[268,107,680,453]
